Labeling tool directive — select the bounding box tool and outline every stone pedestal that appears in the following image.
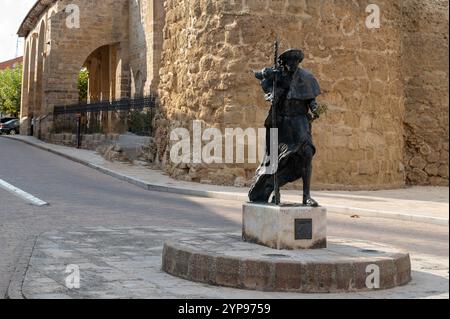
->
[162,234,412,293]
[243,203,327,250]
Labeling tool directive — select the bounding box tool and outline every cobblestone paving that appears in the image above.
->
[0,138,238,298]
[21,227,448,299]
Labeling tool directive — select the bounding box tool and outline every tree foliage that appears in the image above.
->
[0,64,22,117]
[78,68,89,103]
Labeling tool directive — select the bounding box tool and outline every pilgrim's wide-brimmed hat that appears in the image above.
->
[278,49,305,64]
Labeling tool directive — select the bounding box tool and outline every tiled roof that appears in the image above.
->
[0,57,23,70]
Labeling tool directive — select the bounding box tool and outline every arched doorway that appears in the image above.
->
[28,36,37,136]
[83,44,117,103]
[81,44,119,133]
[35,22,46,115]
[20,43,30,122]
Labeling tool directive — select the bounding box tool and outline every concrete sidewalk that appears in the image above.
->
[4,135,449,226]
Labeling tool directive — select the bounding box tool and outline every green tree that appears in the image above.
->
[78,68,89,103]
[0,64,22,117]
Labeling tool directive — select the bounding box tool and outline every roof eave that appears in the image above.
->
[17,0,57,38]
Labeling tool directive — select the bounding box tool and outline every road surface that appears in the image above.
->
[0,137,448,298]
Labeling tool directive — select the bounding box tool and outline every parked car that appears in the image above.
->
[0,117,18,124]
[0,119,20,135]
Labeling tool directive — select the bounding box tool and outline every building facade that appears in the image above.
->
[0,57,23,71]
[18,0,449,189]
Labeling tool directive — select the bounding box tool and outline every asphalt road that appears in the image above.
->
[0,137,448,298]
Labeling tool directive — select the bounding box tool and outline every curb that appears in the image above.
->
[323,205,448,226]
[4,136,448,227]
[6,236,37,299]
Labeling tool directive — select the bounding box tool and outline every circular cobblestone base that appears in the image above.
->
[162,233,411,293]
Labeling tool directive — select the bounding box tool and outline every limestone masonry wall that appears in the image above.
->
[129,0,165,96]
[157,0,409,190]
[21,0,131,139]
[402,0,449,186]
[20,0,449,190]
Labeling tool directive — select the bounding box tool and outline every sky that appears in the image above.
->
[0,0,36,62]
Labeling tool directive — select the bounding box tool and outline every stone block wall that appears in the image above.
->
[21,0,131,139]
[49,132,153,163]
[157,0,408,190]
[129,0,165,96]
[49,133,119,149]
[20,0,448,189]
[402,0,449,186]
[49,0,131,103]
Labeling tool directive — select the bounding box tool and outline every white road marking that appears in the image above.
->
[0,178,49,207]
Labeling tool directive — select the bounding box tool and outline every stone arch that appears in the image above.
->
[35,21,46,115]
[48,8,57,19]
[28,35,38,122]
[44,0,130,109]
[80,43,121,133]
[19,0,130,138]
[20,42,30,122]
[46,10,56,56]
[82,43,119,103]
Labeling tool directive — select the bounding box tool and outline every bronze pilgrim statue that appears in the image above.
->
[249,44,322,207]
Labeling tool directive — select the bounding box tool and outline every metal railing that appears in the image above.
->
[53,95,157,141]
[54,95,157,116]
